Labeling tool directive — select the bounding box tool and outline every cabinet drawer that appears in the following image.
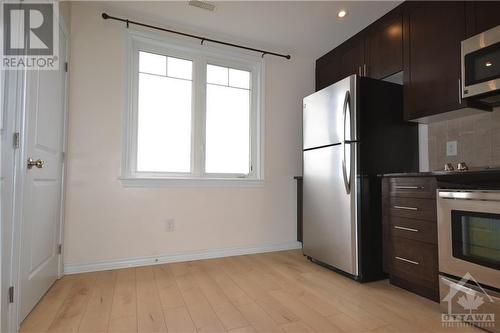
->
[391,237,438,286]
[388,197,436,221]
[389,177,437,199]
[389,216,437,244]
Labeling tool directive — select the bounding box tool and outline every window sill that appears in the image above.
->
[119,176,264,188]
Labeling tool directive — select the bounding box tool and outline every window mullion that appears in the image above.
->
[251,67,258,178]
[192,57,206,177]
[130,46,140,177]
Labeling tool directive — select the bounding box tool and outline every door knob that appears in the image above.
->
[27,157,44,169]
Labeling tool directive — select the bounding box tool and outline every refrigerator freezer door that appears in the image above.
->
[303,76,356,150]
[302,144,358,276]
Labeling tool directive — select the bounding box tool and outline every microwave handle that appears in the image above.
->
[439,191,500,202]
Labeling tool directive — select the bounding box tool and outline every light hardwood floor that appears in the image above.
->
[20,250,482,333]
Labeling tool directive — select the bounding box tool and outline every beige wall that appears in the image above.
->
[64,3,314,267]
[428,108,500,171]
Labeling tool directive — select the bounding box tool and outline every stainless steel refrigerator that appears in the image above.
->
[302,75,418,282]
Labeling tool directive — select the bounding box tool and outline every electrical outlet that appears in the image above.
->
[165,219,175,232]
[446,141,458,156]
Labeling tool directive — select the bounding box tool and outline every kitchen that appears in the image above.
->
[1,1,499,333]
[303,1,500,332]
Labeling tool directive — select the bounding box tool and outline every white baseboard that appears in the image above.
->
[64,241,302,275]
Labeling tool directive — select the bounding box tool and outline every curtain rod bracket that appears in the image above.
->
[126,19,129,29]
[201,38,205,45]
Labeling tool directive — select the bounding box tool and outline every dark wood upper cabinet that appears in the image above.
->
[315,50,341,91]
[338,34,365,79]
[365,8,403,80]
[465,1,500,37]
[403,2,466,121]
[316,6,402,91]
[315,34,365,91]
[316,1,498,119]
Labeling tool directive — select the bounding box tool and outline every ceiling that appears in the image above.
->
[101,1,402,59]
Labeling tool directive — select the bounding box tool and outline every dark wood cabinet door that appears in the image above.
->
[366,8,403,79]
[465,1,500,37]
[403,2,466,121]
[316,36,364,91]
[339,35,365,79]
[315,52,341,91]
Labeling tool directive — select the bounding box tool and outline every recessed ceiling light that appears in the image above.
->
[337,10,347,18]
[485,61,492,67]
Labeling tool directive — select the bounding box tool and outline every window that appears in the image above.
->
[205,65,251,174]
[122,32,263,186]
[137,52,193,173]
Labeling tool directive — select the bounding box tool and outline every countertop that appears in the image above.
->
[380,167,500,189]
[295,169,500,189]
[296,168,500,179]
[380,168,500,177]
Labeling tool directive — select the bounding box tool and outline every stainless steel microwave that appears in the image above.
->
[461,25,500,107]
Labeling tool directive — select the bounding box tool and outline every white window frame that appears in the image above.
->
[121,30,264,187]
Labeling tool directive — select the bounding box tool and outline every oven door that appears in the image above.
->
[461,25,500,106]
[438,190,500,290]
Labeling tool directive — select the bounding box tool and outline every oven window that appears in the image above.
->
[451,210,500,270]
[464,42,500,86]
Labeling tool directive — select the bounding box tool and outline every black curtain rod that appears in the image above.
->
[101,13,291,60]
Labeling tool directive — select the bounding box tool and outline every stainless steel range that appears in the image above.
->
[437,189,500,332]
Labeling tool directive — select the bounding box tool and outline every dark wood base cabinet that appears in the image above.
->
[382,177,439,302]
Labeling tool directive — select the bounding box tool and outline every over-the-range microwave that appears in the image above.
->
[461,25,500,107]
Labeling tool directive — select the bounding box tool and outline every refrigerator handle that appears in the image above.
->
[342,150,350,194]
[342,90,351,195]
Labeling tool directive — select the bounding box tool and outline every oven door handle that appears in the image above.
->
[439,190,500,202]
[440,276,500,299]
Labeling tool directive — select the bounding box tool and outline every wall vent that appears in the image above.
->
[188,0,215,12]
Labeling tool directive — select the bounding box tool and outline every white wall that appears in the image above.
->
[63,3,315,270]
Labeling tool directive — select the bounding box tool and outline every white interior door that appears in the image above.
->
[18,25,67,322]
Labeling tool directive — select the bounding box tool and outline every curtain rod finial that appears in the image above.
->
[286,55,291,60]
[102,13,109,19]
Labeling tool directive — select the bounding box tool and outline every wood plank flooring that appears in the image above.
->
[20,250,481,333]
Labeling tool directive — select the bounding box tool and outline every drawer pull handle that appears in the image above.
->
[394,226,419,232]
[395,256,419,265]
[393,205,419,211]
[395,186,423,190]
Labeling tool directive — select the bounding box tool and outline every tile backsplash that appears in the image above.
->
[428,108,500,171]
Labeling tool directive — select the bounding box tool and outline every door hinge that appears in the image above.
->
[13,132,20,149]
[8,286,14,303]
[64,62,68,72]
[58,244,62,254]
